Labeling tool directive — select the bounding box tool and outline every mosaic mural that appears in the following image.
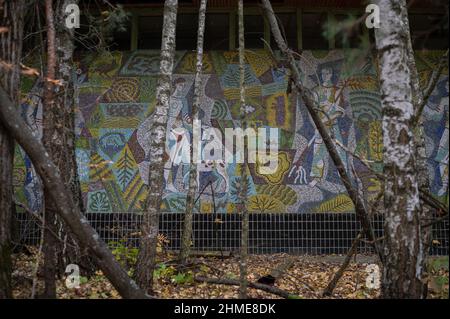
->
[13,49,449,215]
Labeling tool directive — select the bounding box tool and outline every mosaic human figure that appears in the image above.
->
[309,65,347,187]
[164,77,193,192]
[196,126,229,194]
[164,119,191,192]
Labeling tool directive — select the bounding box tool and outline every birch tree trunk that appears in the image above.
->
[0,85,149,299]
[403,8,432,298]
[261,0,381,259]
[374,0,424,298]
[0,0,25,299]
[179,0,207,264]
[237,0,249,299]
[41,1,93,296]
[54,0,92,274]
[135,0,178,293]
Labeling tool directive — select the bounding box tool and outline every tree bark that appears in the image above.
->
[237,0,249,299]
[179,0,207,264]
[374,0,424,298]
[0,0,25,299]
[260,0,381,259]
[56,0,93,273]
[0,86,150,299]
[403,8,434,299]
[42,0,58,299]
[135,0,178,294]
[42,0,93,298]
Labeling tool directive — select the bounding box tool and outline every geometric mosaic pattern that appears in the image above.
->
[14,49,449,215]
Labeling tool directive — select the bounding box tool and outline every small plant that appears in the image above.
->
[428,257,449,299]
[108,239,139,273]
[79,276,89,285]
[171,272,194,285]
[153,263,194,286]
[153,263,176,280]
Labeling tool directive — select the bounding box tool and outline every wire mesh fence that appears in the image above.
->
[14,211,449,255]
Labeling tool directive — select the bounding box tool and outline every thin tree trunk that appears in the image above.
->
[0,85,150,299]
[403,9,433,298]
[179,0,207,264]
[42,0,58,299]
[135,0,178,293]
[195,276,297,299]
[260,0,381,259]
[53,0,94,276]
[56,0,83,214]
[0,0,25,299]
[237,0,249,299]
[322,231,362,296]
[43,0,92,298]
[374,0,424,298]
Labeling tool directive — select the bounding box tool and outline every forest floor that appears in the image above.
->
[10,247,449,299]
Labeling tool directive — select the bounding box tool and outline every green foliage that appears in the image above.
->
[430,275,449,298]
[225,272,238,280]
[153,263,176,280]
[171,272,194,285]
[428,257,449,272]
[322,14,372,78]
[80,276,89,285]
[323,14,359,45]
[78,3,131,51]
[153,263,194,286]
[199,264,210,274]
[108,239,138,272]
[428,257,449,298]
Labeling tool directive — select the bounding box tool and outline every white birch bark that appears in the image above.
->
[135,0,178,293]
[179,0,207,264]
[374,0,424,298]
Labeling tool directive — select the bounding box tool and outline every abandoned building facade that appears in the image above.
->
[14,0,449,255]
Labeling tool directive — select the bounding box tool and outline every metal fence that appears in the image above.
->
[15,211,449,255]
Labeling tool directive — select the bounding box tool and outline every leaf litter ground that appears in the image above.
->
[11,248,448,299]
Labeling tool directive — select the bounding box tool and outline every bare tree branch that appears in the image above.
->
[413,49,448,127]
[195,276,298,299]
[322,231,363,297]
[260,0,382,261]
